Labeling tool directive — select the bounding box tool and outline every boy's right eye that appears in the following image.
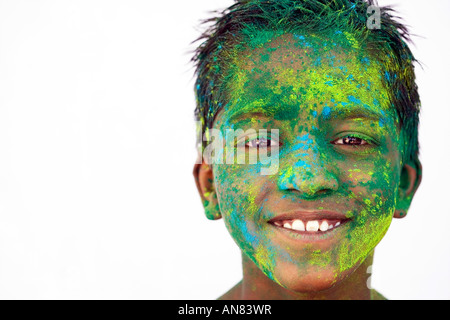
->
[245,137,278,149]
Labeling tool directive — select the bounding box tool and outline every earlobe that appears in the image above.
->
[193,162,222,220]
[394,159,422,219]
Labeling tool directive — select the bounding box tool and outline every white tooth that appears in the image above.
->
[292,220,305,231]
[328,224,334,230]
[335,221,341,227]
[283,222,292,230]
[306,220,320,232]
[319,221,329,232]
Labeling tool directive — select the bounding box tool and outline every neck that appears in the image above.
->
[234,253,374,300]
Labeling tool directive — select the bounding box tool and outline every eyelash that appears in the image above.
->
[237,134,376,149]
[332,134,376,147]
[240,137,279,149]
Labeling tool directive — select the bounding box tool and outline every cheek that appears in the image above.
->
[330,157,400,269]
[214,162,272,207]
[341,156,400,208]
[213,165,261,233]
[213,165,279,267]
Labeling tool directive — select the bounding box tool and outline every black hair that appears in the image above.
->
[192,0,420,162]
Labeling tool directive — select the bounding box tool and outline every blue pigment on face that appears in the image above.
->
[322,106,332,119]
[239,219,258,246]
[295,159,312,168]
[348,95,362,105]
[292,143,306,152]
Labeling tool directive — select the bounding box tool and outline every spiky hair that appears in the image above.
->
[192,0,420,163]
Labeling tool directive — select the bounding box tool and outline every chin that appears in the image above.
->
[273,261,355,294]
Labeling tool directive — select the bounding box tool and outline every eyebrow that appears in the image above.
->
[228,110,271,123]
[227,102,304,123]
[227,104,389,125]
[227,106,278,123]
[324,105,388,122]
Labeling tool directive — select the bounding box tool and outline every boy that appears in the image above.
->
[192,0,422,300]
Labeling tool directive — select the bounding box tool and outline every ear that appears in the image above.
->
[394,158,422,219]
[193,161,222,221]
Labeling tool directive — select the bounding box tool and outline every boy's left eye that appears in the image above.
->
[333,136,369,146]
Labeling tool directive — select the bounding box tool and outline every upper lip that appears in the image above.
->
[267,210,352,224]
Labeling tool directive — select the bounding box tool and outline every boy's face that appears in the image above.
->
[207,32,408,292]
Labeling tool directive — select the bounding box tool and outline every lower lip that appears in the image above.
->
[268,220,350,243]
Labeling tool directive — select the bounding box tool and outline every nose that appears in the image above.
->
[278,144,339,199]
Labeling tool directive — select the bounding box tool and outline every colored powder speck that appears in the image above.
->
[348,95,361,105]
[314,56,322,66]
[322,106,332,119]
[239,220,258,246]
[299,133,313,144]
[291,143,305,152]
[295,159,311,168]
[261,54,270,62]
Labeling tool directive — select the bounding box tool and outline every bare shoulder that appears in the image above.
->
[218,281,243,300]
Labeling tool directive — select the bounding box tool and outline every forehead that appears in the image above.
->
[218,31,397,126]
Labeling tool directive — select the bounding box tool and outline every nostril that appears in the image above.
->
[316,188,334,195]
[282,181,338,199]
[299,187,335,200]
[277,163,339,197]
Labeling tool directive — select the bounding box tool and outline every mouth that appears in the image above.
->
[268,211,352,235]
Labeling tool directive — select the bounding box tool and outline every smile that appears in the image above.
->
[271,219,345,233]
[267,210,352,235]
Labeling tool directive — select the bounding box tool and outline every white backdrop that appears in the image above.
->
[0,0,449,300]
